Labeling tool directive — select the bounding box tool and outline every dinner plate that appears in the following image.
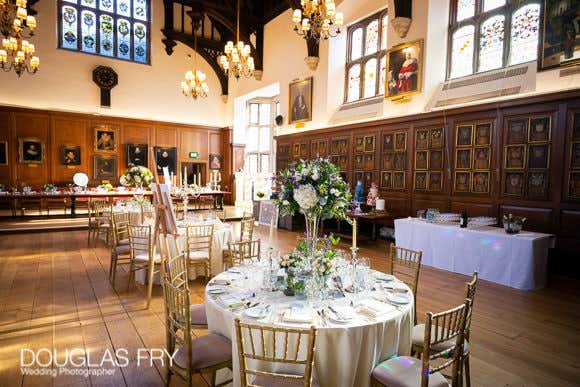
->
[387,293,410,304]
[245,306,270,319]
[375,273,395,282]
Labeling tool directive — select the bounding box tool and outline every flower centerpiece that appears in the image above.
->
[275,157,351,251]
[97,182,114,192]
[42,183,57,193]
[120,165,153,190]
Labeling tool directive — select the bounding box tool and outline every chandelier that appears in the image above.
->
[292,0,343,42]
[218,0,254,80]
[0,0,39,77]
[181,33,209,99]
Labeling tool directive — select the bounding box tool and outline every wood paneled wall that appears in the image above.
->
[275,89,580,254]
[0,106,227,188]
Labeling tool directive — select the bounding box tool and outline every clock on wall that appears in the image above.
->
[92,66,118,107]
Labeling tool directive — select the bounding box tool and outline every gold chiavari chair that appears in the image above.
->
[185,224,214,281]
[371,299,471,387]
[388,244,423,324]
[163,273,232,387]
[199,195,214,210]
[208,209,226,222]
[94,201,113,245]
[87,198,108,243]
[234,318,318,387]
[225,240,260,270]
[164,252,208,329]
[127,224,162,308]
[240,216,255,241]
[109,211,132,285]
[411,272,478,387]
[174,198,186,220]
[140,200,155,223]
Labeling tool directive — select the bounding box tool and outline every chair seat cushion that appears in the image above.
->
[188,250,210,260]
[134,252,162,263]
[412,324,469,355]
[252,375,319,387]
[174,333,232,371]
[372,356,448,387]
[118,238,129,246]
[114,245,130,255]
[189,304,208,326]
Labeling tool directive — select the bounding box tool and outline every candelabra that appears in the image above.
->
[218,0,254,79]
[292,0,343,42]
[181,33,209,99]
[0,0,39,77]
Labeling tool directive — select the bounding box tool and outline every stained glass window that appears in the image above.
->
[381,15,388,50]
[365,19,379,55]
[347,65,361,102]
[479,15,505,72]
[448,1,540,79]
[379,55,386,95]
[58,0,150,64]
[509,4,540,65]
[483,0,505,12]
[363,59,377,98]
[450,25,475,78]
[456,0,475,22]
[351,28,363,60]
[345,9,387,102]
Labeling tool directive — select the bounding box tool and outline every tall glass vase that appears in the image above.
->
[304,214,320,254]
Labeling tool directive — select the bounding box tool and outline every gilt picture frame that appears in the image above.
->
[289,77,313,124]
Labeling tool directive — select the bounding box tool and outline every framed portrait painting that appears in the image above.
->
[94,126,117,152]
[528,144,550,169]
[454,172,471,193]
[209,154,223,170]
[60,145,81,166]
[381,171,392,189]
[0,141,7,166]
[430,128,444,148]
[505,172,525,196]
[395,132,407,151]
[429,150,444,170]
[355,137,365,153]
[529,116,551,142]
[428,172,443,191]
[94,155,117,180]
[474,123,492,146]
[289,77,313,124]
[364,135,375,153]
[472,172,490,194]
[415,129,429,149]
[414,172,427,191]
[18,138,45,164]
[126,144,148,167]
[383,152,394,169]
[539,0,580,71]
[456,125,473,147]
[473,147,491,170]
[154,146,177,175]
[393,171,405,190]
[506,118,528,144]
[386,39,423,100]
[383,133,394,151]
[527,172,549,197]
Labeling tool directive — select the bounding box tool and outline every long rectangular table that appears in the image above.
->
[394,218,555,290]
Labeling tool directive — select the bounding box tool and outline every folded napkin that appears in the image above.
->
[218,289,254,309]
[282,305,314,323]
[210,279,231,286]
[328,305,356,321]
[357,299,397,318]
[379,282,409,293]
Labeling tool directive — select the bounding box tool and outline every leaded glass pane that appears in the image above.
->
[134,0,147,21]
[117,19,132,59]
[483,0,505,12]
[259,127,270,152]
[133,22,148,63]
[365,19,379,55]
[259,104,270,125]
[99,0,113,12]
[249,103,259,124]
[260,155,270,173]
[247,155,258,174]
[450,25,475,78]
[347,64,361,102]
[363,58,378,98]
[381,15,388,50]
[81,0,96,8]
[247,127,258,152]
[61,5,78,50]
[509,4,540,65]
[379,55,386,95]
[117,0,131,17]
[99,14,115,56]
[81,10,97,53]
[351,28,363,60]
[456,0,474,22]
[479,15,505,72]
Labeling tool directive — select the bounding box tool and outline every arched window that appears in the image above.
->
[447,0,540,79]
[345,9,388,103]
[58,0,151,64]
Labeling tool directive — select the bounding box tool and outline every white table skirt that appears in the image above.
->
[206,268,414,387]
[135,221,235,283]
[394,218,555,290]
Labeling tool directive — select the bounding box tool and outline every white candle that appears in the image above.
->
[268,216,275,248]
[352,217,357,249]
[179,171,183,187]
[184,166,187,187]
[198,172,201,185]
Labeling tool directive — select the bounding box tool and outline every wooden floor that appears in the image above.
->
[0,226,579,387]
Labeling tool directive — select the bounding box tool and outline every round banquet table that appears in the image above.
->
[205,266,414,387]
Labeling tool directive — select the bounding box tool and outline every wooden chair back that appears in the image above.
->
[93,201,112,221]
[185,224,214,254]
[164,252,189,289]
[464,272,478,342]
[112,211,131,245]
[240,217,255,241]
[388,245,422,300]
[208,209,226,221]
[228,240,261,267]
[128,224,153,256]
[163,273,192,378]
[235,318,317,387]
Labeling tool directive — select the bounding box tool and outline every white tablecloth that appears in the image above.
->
[394,218,555,290]
[206,267,414,387]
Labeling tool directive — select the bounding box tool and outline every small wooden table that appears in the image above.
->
[327,211,397,241]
